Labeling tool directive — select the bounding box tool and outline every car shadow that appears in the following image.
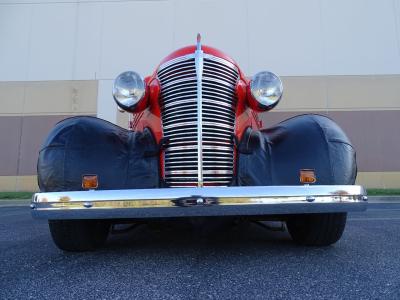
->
[102,219,296,252]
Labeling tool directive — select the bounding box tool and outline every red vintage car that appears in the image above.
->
[32,35,367,251]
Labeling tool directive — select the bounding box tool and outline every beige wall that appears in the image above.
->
[0,81,97,191]
[0,81,97,116]
[1,76,400,191]
[0,176,38,192]
[278,75,400,112]
[357,172,400,189]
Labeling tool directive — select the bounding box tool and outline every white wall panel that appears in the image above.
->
[97,79,116,123]
[394,0,400,59]
[99,1,174,80]
[0,1,77,3]
[0,0,155,3]
[173,0,249,74]
[321,0,400,75]
[1,0,399,82]
[27,3,77,81]
[73,2,102,80]
[248,0,324,76]
[0,5,31,81]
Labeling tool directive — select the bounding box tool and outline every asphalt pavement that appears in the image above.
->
[1,199,399,299]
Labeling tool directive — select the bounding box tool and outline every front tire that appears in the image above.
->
[286,213,347,246]
[48,220,110,251]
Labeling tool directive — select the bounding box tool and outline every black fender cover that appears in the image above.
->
[237,114,357,186]
[37,116,160,192]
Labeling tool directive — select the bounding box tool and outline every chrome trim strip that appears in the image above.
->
[158,54,195,72]
[165,163,232,169]
[202,121,234,130]
[168,140,231,147]
[201,99,233,109]
[163,121,197,130]
[165,160,199,165]
[204,54,239,73]
[202,112,234,122]
[162,90,198,101]
[158,61,194,77]
[161,82,197,94]
[163,117,198,126]
[203,65,238,82]
[202,102,235,112]
[165,154,234,160]
[31,185,368,220]
[162,128,197,135]
[163,107,197,116]
[168,183,231,187]
[202,76,237,89]
[165,130,233,139]
[167,145,233,151]
[162,97,196,106]
[202,80,236,92]
[162,99,197,109]
[195,34,204,187]
[159,77,197,89]
[159,70,197,84]
[203,88,236,99]
[168,180,231,184]
[165,170,233,175]
[165,176,234,181]
[162,88,196,98]
[165,155,233,161]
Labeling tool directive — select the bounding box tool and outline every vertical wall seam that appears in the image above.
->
[25,4,34,82]
[392,0,400,60]
[245,0,250,75]
[15,85,27,191]
[172,0,177,49]
[71,1,80,81]
[17,3,31,187]
[318,0,329,114]
[97,2,105,80]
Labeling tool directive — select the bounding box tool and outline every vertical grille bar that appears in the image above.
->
[158,54,239,187]
[195,36,204,187]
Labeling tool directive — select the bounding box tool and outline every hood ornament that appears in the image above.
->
[196,33,202,51]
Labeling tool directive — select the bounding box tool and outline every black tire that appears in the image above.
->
[48,220,110,251]
[286,213,347,246]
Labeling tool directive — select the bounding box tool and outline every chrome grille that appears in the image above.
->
[157,54,239,187]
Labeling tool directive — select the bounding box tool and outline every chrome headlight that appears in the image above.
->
[250,71,283,110]
[112,71,146,112]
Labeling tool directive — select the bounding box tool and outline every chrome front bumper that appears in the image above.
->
[31,185,368,220]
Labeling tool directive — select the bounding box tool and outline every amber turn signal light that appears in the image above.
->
[300,169,316,184]
[82,174,98,189]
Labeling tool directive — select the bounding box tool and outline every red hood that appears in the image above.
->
[155,45,245,78]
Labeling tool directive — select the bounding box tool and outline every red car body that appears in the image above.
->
[133,45,260,182]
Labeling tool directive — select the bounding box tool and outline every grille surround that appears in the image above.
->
[157,54,239,187]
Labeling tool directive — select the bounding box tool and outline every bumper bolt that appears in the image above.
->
[83,202,93,208]
[306,196,316,202]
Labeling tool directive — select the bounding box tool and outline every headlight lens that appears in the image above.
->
[250,71,283,110]
[112,71,146,112]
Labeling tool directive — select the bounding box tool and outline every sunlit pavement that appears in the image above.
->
[1,200,399,299]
